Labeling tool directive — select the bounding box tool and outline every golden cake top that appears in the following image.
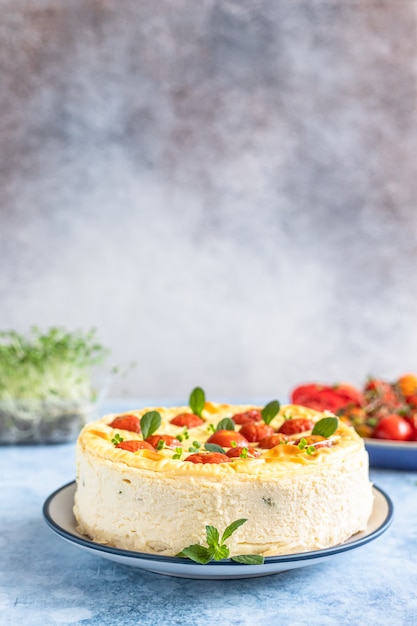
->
[76,400,366,478]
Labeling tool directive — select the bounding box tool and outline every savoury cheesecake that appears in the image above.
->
[73,401,374,558]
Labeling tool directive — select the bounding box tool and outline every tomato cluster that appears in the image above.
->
[291,374,417,442]
[108,406,333,463]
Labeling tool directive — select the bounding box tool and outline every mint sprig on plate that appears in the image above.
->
[177,519,264,565]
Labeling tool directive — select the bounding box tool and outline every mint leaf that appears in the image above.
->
[261,400,280,425]
[216,417,235,431]
[212,544,229,561]
[204,443,226,454]
[221,518,247,543]
[178,545,213,564]
[312,416,338,438]
[189,387,205,417]
[231,554,265,565]
[205,525,220,547]
[140,411,161,440]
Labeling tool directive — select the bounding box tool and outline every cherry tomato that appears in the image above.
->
[258,433,288,449]
[206,430,249,448]
[278,418,314,436]
[170,413,204,428]
[239,423,274,443]
[116,440,155,452]
[397,373,417,398]
[185,452,232,464]
[226,447,261,458]
[373,414,413,441]
[231,410,262,425]
[145,434,181,449]
[108,414,141,433]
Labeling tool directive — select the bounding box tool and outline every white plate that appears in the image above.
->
[364,438,417,470]
[43,482,393,580]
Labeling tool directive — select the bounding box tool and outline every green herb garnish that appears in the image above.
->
[261,400,280,425]
[239,447,249,458]
[216,417,235,431]
[297,438,316,455]
[177,519,264,565]
[204,443,226,454]
[189,387,205,417]
[312,416,338,438]
[188,440,201,453]
[111,433,124,445]
[176,427,190,443]
[172,447,183,460]
[140,411,162,440]
[156,439,165,451]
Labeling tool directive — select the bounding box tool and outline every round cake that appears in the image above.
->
[73,400,374,558]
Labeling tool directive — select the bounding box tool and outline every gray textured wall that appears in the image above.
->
[1,0,417,399]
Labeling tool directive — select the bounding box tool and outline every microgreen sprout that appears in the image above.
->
[156,439,165,451]
[188,440,201,453]
[176,428,189,442]
[298,438,316,455]
[0,326,109,401]
[172,447,183,460]
[111,433,124,445]
[239,447,249,459]
[207,423,216,433]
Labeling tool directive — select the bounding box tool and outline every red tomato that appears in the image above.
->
[185,452,232,464]
[258,433,288,449]
[145,434,181,449]
[170,413,204,428]
[291,383,364,412]
[206,430,249,448]
[226,447,261,458]
[108,414,141,433]
[374,414,413,441]
[278,418,314,436]
[116,440,155,452]
[231,410,262,425]
[239,423,274,443]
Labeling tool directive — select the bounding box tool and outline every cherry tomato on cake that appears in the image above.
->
[108,414,141,433]
[116,440,155,452]
[185,452,232,464]
[373,414,413,441]
[206,430,249,448]
[239,423,274,443]
[258,433,288,449]
[278,418,315,436]
[170,413,204,428]
[231,410,262,425]
[145,434,181,449]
